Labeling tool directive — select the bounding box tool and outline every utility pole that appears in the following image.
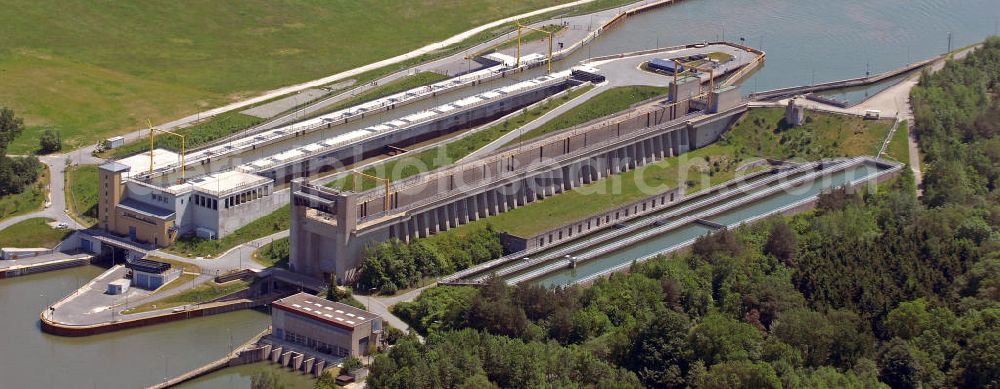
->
[947,31,952,53]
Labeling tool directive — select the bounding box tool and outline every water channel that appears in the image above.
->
[536,161,885,286]
[2,1,997,387]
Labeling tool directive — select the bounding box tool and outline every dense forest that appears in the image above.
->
[367,37,1000,388]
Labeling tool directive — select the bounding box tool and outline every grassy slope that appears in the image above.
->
[0,218,71,248]
[165,205,290,258]
[0,0,589,153]
[104,112,265,159]
[122,279,251,314]
[439,107,892,237]
[510,85,668,143]
[884,120,910,163]
[328,84,597,191]
[0,163,47,221]
[65,165,99,226]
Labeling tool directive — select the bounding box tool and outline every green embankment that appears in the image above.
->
[435,107,893,237]
[884,120,910,163]
[121,279,251,315]
[103,112,265,159]
[1,0,629,154]
[0,164,47,222]
[252,237,290,268]
[0,218,72,248]
[327,84,597,192]
[65,165,99,226]
[165,205,290,258]
[490,24,567,52]
[510,85,668,143]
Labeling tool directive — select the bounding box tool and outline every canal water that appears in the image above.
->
[537,162,884,286]
[2,1,997,388]
[564,0,998,99]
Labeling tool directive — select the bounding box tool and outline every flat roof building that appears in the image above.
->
[271,293,382,359]
[125,257,180,290]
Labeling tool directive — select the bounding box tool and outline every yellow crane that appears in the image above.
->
[514,20,555,74]
[147,119,186,180]
[352,171,392,211]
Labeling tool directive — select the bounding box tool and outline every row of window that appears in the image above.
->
[193,194,218,210]
[280,329,350,357]
[151,193,169,203]
[223,187,269,209]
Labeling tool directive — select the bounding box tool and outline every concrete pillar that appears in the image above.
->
[304,358,315,375]
[419,213,430,237]
[271,347,283,363]
[262,345,272,360]
[498,189,509,212]
[470,195,480,221]
[431,208,441,233]
[280,351,291,367]
[458,198,469,224]
[293,353,304,371]
[488,190,499,215]
[314,361,326,377]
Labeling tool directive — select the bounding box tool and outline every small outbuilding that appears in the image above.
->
[126,257,180,290]
[107,279,131,295]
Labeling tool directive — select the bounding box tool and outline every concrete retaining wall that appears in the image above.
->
[40,299,259,337]
[500,186,683,253]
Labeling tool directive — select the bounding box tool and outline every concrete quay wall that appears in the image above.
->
[0,257,93,279]
[40,299,259,337]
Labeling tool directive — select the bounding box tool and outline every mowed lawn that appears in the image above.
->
[0,218,72,248]
[0,0,577,153]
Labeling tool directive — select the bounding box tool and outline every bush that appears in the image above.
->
[341,356,363,373]
[39,129,61,153]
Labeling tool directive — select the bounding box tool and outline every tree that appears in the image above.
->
[688,313,763,365]
[878,338,922,389]
[696,361,781,389]
[0,106,24,154]
[625,309,692,388]
[39,129,61,153]
[763,219,797,266]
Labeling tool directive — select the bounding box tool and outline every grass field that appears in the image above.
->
[165,205,290,258]
[0,218,72,248]
[327,84,597,192]
[0,164,47,222]
[510,85,668,143]
[121,279,251,315]
[1,0,615,154]
[434,107,892,237]
[65,165,99,226]
[723,107,893,161]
